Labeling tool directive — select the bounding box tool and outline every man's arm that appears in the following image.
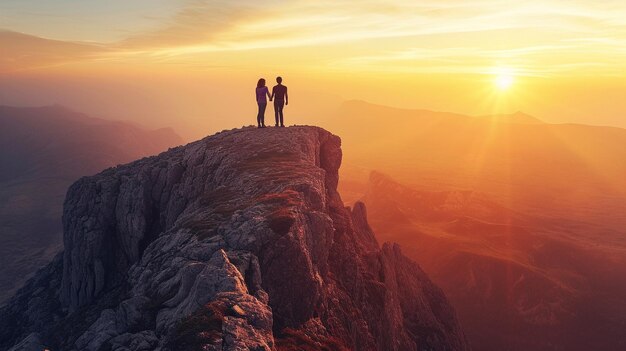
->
[285,86,288,105]
[269,86,274,101]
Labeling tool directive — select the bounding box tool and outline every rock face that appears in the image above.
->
[0,126,468,351]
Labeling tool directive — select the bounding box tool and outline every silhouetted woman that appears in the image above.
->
[255,78,271,128]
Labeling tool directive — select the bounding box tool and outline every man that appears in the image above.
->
[270,76,288,127]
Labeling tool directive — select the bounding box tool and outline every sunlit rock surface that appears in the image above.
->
[0,126,468,351]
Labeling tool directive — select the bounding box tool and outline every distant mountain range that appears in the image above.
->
[358,172,626,351]
[0,105,182,303]
[334,100,626,234]
[332,100,626,350]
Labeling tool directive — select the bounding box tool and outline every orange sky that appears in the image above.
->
[2,0,626,139]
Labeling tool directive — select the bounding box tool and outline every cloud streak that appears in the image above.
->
[3,0,626,76]
[0,30,108,72]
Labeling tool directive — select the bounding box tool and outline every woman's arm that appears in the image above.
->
[268,87,273,101]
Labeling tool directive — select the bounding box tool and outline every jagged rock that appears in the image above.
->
[0,126,468,350]
[108,331,159,351]
[7,333,45,351]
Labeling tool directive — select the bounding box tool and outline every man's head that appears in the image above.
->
[276,76,282,84]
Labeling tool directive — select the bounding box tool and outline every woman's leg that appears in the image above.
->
[257,103,266,127]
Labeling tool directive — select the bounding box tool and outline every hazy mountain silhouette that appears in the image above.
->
[334,100,626,234]
[475,111,542,124]
[333,100,626,350]
[0,105,182,303]
[350,171,626,351]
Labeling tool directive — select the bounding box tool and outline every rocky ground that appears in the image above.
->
[0,126,468,351]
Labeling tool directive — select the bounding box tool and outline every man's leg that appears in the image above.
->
[275,100,284,126]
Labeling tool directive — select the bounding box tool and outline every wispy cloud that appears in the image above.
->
[3,0,626,76]
[0,30,108,72]
[328,40,626,77]
[116,0,281,49]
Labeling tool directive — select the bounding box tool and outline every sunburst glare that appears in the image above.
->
[493,68,515,91]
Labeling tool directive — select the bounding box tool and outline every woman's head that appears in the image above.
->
[257,78,266,88]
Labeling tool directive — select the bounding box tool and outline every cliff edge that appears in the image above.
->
[0,126,468,351]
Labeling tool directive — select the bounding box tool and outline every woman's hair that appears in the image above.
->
[257,78,266,88]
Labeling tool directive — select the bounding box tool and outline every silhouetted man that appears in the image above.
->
[270,76,288,127]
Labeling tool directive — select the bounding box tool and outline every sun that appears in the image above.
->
[495,74,514,90]
[493,68,515,91]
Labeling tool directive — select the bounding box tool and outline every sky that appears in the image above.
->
[1,0,626,139]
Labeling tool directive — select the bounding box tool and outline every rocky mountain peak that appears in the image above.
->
[1,126,468,351]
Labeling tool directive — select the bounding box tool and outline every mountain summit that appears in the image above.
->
[0,126,467,351]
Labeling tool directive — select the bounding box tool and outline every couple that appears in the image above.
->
[256,76,288,128]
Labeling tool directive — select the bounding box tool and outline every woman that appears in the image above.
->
[255,78,271,128]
